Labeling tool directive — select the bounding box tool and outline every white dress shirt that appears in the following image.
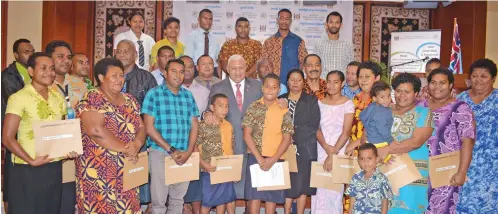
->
[184,28,221,67]
[114,29,156,71]
[229,78,245,103]
[151,68,164,85]
[184,80,210,114]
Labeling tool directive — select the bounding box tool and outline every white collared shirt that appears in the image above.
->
[113,29,156,71]
[183,80,210,114]
[184,28,221,67]
[229,78,245,102]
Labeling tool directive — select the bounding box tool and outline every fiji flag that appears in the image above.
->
[449,18,463,74]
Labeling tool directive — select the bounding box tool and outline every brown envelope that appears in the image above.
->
[165,152,200,185]
[210,155,244,184]
[379,153,422,190]
[310,162,344,192]
[123,152,149,191]
[429,151,461,188]
[257,161,291,191]
[33,119,83,158]
[285,145,298,172]
[331,155,361,184]
[62,159,76,183]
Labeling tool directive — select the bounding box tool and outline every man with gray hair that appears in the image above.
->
[256,58,287,96]
[204,54,262,213]
[204,55,288,213]
[114,39,157,210]
[115,39,157,104]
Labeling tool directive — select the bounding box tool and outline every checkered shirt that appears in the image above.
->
[313,38,354,79]
[142,84,200,152]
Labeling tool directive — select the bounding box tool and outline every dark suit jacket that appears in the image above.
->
[207,78,262,154]
[279,92,320,160]
[1,62,25,127]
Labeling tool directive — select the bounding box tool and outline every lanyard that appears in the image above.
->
[56,84,70,103]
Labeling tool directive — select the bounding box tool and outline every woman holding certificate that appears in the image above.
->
[456,59,498,213]
[279,69,320,214]
[2,52,78,214]
[312,70,354,214]
[376,73,434,213]
[74,58,145,214]
[417,68,475,214]
[242,74,294,214]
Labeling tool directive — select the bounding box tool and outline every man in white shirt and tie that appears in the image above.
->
[185,9,222,78]
[114,12,156,71]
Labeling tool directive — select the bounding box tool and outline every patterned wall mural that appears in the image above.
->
[370,6,430,65]
[94,1,156,62]
[92,2,429,65]
[353,4,364,62]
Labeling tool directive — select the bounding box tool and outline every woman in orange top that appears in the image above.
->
[345,61,384,155]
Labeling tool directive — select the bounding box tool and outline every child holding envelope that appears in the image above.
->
[346,144,393,214]
[242,74,294,214]
[196,94,237,214]
[359,81,393,162]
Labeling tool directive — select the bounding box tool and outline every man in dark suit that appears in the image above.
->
[205,55,288,213]
[205,55,261,213]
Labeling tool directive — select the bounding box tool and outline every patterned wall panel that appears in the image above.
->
[353,4,364,62]
[94,1,156,62]
[370,5,429,65]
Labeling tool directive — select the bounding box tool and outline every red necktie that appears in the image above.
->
[236,83,242,111]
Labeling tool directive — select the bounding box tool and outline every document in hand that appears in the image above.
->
[210,154,244,184]
[123,152,149,191]
[250,162,291,191]
[429,151,461,188]
[62,159,76,183]
[164,152,200,185]
[33,119,83,158]
[331,155,361,184]
[379,153,422,191]
[310,161,344,192]
[285,145,298,172]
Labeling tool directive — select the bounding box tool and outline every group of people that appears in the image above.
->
[1,7,497,214]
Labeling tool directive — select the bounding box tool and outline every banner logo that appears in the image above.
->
[260,25,267,32]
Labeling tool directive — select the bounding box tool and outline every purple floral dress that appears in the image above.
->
[419,99,475,214]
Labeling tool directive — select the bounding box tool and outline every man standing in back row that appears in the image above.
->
[314,11,354,79]
[261,9,307,85]
[218,17,262,79]
[185,9,222,78]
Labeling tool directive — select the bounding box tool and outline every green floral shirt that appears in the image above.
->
[5,84,67,164]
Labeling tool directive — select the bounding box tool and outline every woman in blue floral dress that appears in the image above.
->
[376,73,434,214]
[456,59,498,214]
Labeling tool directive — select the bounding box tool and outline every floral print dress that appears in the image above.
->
[75,90,142,214]
[456,89,498,214]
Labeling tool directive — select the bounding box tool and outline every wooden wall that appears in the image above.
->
[1,1,8,69]
[41,1,95,79]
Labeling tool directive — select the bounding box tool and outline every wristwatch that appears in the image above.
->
[167,146,176,154]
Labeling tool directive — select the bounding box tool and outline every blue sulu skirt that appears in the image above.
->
[244,154,286,204]
[201,172,236,207]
